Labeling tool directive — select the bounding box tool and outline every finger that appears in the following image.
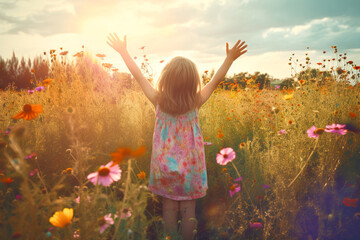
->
[114,33,120,41]
[106,41,113,48]
[107,36,114,43]
[108,33,116,42]
[233,40,241,48]
[239,44,247,51]
[226,42,229,52]
[239,50,247,56]
[237,41,246,49]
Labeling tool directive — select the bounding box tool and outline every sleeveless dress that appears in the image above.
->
[148,105,208,201]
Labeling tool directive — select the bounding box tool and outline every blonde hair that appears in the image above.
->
[155,56,202,115]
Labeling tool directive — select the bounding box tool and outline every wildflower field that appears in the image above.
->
[0,47,360,240]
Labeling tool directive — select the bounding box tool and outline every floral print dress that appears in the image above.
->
[149,105,208,201]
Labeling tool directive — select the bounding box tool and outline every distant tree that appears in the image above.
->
[280,78,295,90]
[17,56,32,89]
[32,55,50,82]
[7,52,19,86]
[0,56,9,89]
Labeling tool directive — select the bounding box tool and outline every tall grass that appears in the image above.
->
[0,50,359,239]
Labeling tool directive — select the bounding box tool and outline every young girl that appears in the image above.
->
[107,33,247,240]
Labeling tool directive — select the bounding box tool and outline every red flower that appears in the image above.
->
[343,197,358,208]
[1,177,14,184]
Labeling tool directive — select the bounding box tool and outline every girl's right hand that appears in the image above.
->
[226,40,247,61]
[107,33,127,54]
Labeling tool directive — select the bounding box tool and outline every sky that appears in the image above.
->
[1,0,360,79]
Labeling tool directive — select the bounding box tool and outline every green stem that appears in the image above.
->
[287,138,319,188]
[112,158,133,240]
[231,161,255,208]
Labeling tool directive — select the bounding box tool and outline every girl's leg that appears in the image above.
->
[162,197,179,235]
[179,199,196,240]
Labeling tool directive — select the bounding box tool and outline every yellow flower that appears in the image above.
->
[49,208,73,228]
[137,171,146,179]
[282,94,293,100]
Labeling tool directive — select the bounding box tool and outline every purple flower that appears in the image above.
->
[250,222,263,229]
[16,194,22,200]
[278,129,287,135]
[216,147,236,165]
[28,89,35,94]
[275,85,280,89]
[35,86,45,91]
[229,183,241,197]
[325,124,348,135]
[263,184,269,189]
[307,126,325,138]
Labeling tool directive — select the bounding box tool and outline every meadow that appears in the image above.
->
[0,47,359,240]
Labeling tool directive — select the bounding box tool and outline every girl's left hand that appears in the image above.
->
[107,33,127,54]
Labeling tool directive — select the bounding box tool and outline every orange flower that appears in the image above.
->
[160,60,165,63]
[334,110,338,115]
[1,177,14,184]
[137,171,146,179]
[102,63,113,69]
[96,54,106,58]
[31,69,35,73]
[217,132,224,139]
[110,146,146,166]
[131,146,146,157]
[59,51,68,56]
[349,112,357,118]
[43,78,53,86]
[288,120,292,124]
[73,51,84,57]
[239,142,245,148]
[12,104,43,120]
[354,66,360,70]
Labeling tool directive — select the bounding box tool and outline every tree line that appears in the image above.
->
[1,52,301,91]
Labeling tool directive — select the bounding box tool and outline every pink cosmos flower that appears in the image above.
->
[120,208,132,219]
[325,124,348,135]
[234,177,243,182]
[87,161,121,186]
[250,222,263,229]
[229,183,241,197]
[216,147,236,165]
[99,213,114,234]
[29,169,39,176]
[278,129,287,135]
[307,126,325,138]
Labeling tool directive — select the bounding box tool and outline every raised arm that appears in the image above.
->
[107,33,157,106]
[200,40,247,107]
